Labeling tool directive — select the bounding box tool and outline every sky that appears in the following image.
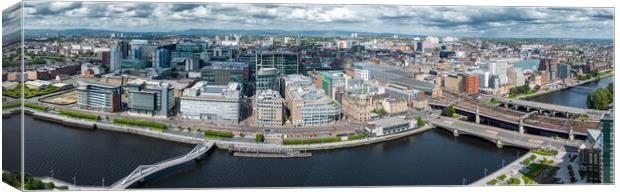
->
[12,1,616,39]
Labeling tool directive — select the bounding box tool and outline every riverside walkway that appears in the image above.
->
[429,115,583,150]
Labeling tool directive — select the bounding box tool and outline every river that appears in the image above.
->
[528,75,614,108]
[2,114,525,187]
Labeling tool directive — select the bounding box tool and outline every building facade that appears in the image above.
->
[255,89,285,126]
[179,81,241,122]
[76,81,122,112]
[126,79,175,117]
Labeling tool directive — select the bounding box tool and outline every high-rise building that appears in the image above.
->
[76,81,122,112]
[557,63,571,80]
[256,51,299,76]
[256,68,280,91]
[110,44,122,72]
[255,89,285,126]
[153,48,170,69]
[601,109,614,183]
[126,79,175,117]
[179,81,241,122]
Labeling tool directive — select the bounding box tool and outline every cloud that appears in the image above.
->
[19,2,614,39]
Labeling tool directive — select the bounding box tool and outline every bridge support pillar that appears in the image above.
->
[569,127,574,141]
[518,119,525,134]
[453,129,459,137]
[475,106,480,124]
[496,140,503,148]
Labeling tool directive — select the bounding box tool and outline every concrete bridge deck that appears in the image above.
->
[495,97,605,120]
[430,96,600,136]
[109,140,214,189]
[429,115,583,150]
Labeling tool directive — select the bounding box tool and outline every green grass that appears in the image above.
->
[348,133,368,140]
[113,118,167,131]
[524,163,547,178]
[531,149,558,156]
[498,174,507,181]
[487,179,498,185]
[521,175,535,184]
[508,177,521,185]
[520,158,531,165]
[204,130,233,138]
[58,109,99,121]
[2,83,60,99]
[283,137,342,145]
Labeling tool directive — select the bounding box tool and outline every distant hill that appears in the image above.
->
[24,28,425,38]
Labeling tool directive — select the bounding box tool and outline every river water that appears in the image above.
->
[528,75,613,108]
[2,114,525,187]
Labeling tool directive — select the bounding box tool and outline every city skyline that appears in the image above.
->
[14,2,615,39]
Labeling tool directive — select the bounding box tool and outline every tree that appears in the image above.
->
[441,105,456,117]
[607,82,614,95]
[416,116,426,127]
[256,134,264,143]
[587,88,612,110]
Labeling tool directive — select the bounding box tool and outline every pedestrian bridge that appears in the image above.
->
[429,116,583,150]
[109,140,215,189]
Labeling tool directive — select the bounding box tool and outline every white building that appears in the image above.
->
[179,81,241,122]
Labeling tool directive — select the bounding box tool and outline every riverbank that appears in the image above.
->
[516,73,613,100]
[3,108,434,153]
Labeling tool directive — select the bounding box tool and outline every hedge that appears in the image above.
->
[2,102,49,111]
[113,118,167,131]
[58,109,99,121]
[283,137,342,145]
[2,101,20,109]
[487,179,498,185]
[204,130,233,138]
[24,103,49,111]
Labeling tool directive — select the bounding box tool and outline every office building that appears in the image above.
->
[126,79,175,117]
[179,81,241,122]
[255,89,285,126]
[557,63,571,80]
[201,61,248,85]
[282,75,340,126]
[256,67,280,91]
[464,74,479,95]
[256,51,299,75]
[76,81,122,112]
[153,48,171,69]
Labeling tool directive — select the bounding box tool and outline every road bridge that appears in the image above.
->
[429,96,600,138]
[429,116,583,150]
[495,97,605,120]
